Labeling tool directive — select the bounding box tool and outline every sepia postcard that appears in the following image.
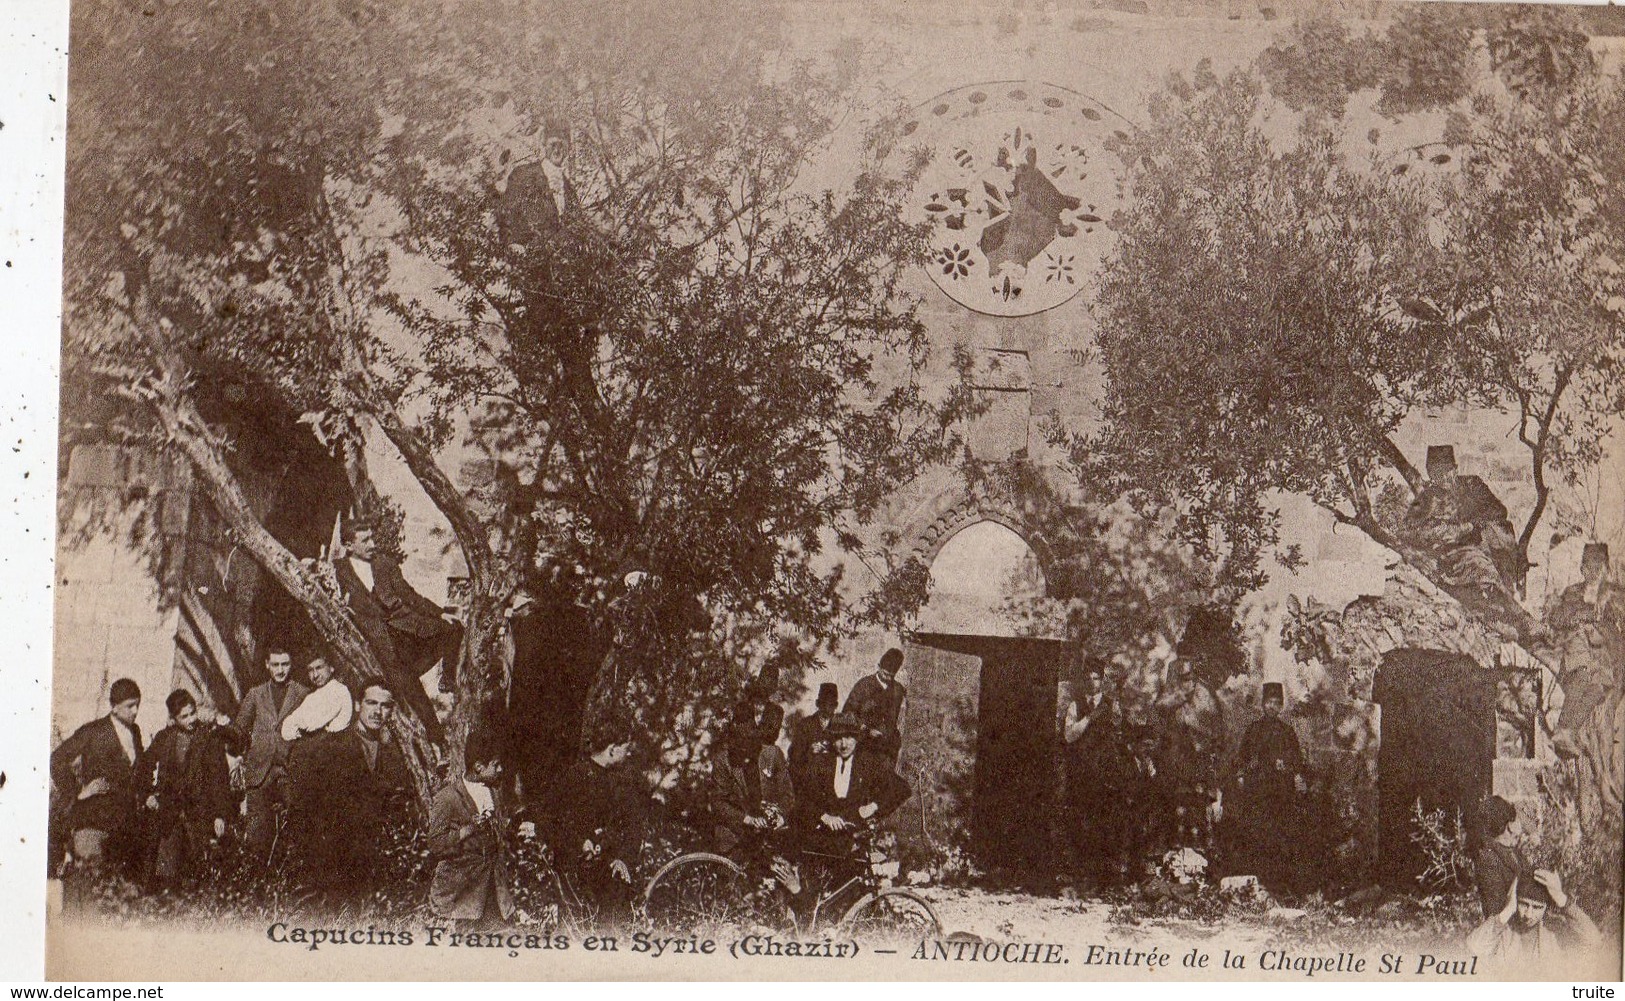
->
[43,0,1625,982]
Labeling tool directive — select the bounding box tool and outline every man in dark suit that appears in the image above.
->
[843,649,907,764]
[788,683,839,793]
[299,677,412,910]
[332,520,460,730]
[138,689,241,887]
[1063,659,1134,890]
[231,647,311,859]
[797,714,909,856]
[50,678,145,880]
[1230,681,1307,892]
[711,705,797,859]
[555,729,648,919]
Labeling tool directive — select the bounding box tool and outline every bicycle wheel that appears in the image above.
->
[840,887,942,941]
[642,852,755,930]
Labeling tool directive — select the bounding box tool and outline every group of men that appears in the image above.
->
[710,648,912,867]
[1063,660,1310,892]
[412,647,916,930]
[49,656,411,909]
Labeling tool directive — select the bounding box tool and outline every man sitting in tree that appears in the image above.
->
[1406,444,1526,600]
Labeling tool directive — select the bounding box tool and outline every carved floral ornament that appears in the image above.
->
[901,81,1132,317]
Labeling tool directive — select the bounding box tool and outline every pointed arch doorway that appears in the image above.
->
[898,519,1069,873]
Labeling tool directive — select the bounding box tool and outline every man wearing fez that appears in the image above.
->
[798,713,909,855]
[789,682,840,792]
[51,678,145,880]
[1231,681,1307,891]
[232,647,310,858]
[301,677,411,906]
[138,689,241,887]
[843,648,907,764]
[1468,868,1602,972]
[1407,444,1525,598]
[428,729,515,929]
[1062,657,1133,890]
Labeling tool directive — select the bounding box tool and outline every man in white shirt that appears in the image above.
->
[280,658,352,740]
[798,714,908,855]
[282,657,351,867]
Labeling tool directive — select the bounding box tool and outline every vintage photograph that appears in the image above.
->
[46,0,1624,982]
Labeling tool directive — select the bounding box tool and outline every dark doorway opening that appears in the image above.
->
[909,633,1069,873]
[1373,648,1497,889]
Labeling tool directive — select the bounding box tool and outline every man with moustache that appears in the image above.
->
[303,678,412,907]
[232,647,311,859]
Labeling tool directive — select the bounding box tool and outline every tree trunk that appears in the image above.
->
[149,383,443,807]
[360,388,515,780]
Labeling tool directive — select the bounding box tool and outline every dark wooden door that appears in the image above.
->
[972,638,1065,871]
[1374,648,1497,889]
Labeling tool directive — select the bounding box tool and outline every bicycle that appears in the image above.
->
[641,826,941,940]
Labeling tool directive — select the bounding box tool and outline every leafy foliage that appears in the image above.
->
[1084,9,1625,624]
[61,0,974,783]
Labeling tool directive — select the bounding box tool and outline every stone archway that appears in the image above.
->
[894,489,1071,874]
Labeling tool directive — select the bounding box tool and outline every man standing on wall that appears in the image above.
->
[843,648,907,765]
[50,679,145,885]
[232,647,310,860]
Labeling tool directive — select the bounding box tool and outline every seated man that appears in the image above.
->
[796,713,908,858]
[554,730,648,921]
[1467,869,1602,975]
[711,705,796,860]
[1473,796,1529,919]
